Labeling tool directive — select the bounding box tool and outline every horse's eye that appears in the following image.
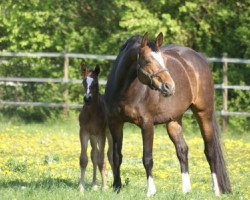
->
[143,60,150,66]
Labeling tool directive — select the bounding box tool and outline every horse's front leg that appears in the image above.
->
[141,122,156,197]
[79,129,89,193]
[108,119,124,192]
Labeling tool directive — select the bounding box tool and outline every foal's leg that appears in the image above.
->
[90,137,99,190]
[167,119,191,193]
[141,122,156,197]
[96,134,107,191]
[108,120,124,191]
[79,131,89,193]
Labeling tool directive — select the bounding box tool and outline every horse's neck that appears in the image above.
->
[84,93,100,111]
[106,49,138,103]
[91,93,100,108]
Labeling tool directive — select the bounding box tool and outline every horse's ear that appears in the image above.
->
[81,64,88,77]
[94,65,100,76]
[155,32,163,47]
[141,32,148,48]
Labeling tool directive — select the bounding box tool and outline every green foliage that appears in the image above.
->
[0,0,249,129]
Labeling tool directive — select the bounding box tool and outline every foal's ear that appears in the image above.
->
[81,64,88,77]
[155,32,163,47]
[94,65,100,76]
[141,32,148,48]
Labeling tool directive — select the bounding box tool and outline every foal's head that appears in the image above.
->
[137,32,175,97]
[81,64,100,105]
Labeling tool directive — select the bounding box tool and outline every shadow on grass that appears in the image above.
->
[0,178,79,190]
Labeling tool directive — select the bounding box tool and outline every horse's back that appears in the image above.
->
[162,45,210,72]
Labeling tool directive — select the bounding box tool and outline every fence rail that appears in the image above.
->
[1,77,250,90]
[0,52,117,60]
[1,51,250,63]
[1,52,250,129]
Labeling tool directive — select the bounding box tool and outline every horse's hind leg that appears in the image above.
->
[79,131,89,193]
[106,130,114,176]
[167,118,191,193]
[108,119,124,191]
[192,107,231,195]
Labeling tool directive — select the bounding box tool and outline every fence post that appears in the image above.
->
[63,48,69,116]
[222,53,228,132]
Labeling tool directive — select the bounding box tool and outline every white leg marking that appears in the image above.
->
[147,176,156,197]
[212,173,220,196]
[150,52,166,68]
[79,168,86,193]
[86,77,93,95]
[182,173,191,193]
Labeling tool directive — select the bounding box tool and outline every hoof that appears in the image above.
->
[182,188,191,194]
[79,185,85,193]
[92,185,98,191]
[147,188,156,197]
[102,185,108,191]
[113,185,122,193]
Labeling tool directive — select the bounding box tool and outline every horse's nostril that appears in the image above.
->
[163,83,170,90]
[162,83,175,94]
[84,96,92,103]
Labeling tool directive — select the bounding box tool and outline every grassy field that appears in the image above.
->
[0,117,249,200]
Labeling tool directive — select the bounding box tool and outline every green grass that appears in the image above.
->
[0,116,249,200]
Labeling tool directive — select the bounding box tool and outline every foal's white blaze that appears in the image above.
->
[150,52,166,69]
[212,173,220,196]
[147,176,156,197]
[86,77,94,95]
[181,173,191,193]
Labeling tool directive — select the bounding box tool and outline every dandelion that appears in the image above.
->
[0,126,249,199]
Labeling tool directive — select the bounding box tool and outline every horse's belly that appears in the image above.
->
[118,97,190,126]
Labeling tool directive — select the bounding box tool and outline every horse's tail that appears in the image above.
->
[212,112,231,193]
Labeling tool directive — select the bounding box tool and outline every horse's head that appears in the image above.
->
[81,64,100,105]
[137,32,175,97]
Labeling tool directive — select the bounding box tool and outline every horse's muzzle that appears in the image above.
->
[84,95,92,105]
[160,83,175,97]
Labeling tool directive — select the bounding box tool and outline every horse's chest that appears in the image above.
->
[119,103,141,124]
[79,109,107,134]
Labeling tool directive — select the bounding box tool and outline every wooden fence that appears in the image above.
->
[0,52,250,131]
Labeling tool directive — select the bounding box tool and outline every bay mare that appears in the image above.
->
[79,65,113,192]
[105,33,231,196]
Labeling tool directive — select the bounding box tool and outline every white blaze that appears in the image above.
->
[150,52,165,68]
[181,173,191,193]
[212,173,220,196]
[86,77,94,95]
[147,176,156,197]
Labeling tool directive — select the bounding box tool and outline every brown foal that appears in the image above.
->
[79,64,113,192]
